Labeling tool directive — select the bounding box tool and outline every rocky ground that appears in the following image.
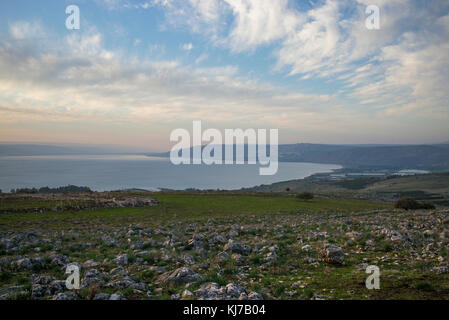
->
[0,193,448,300]
[0,193,159,214]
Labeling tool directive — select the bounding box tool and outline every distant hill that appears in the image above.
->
[278,144,449,169]
[2,143,448,169]
[148,143,449,169]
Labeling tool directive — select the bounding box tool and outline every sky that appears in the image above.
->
[0,0,448,151]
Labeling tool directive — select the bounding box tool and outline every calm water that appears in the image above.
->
[0,155,341,192]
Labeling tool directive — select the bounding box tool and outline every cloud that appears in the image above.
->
[0,26,346,133]
[195,53,208,64]
[182,43,194,51]
[9,21,45,40]
[96,0,152,10]
[346,8,449,116]
[172,0,449,121]
[151,0,227,35]
[224,0,304,51]
[2,1,449,146]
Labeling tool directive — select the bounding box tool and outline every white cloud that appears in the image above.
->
[195,53,208,64]
[182,43,194,51]
[9,21,45,40]
[151,0,227,35]
[276,1,341,75]
[224,0,303,51]
[2,0,449,145]
[0,28,344,128]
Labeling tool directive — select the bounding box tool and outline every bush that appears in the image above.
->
[296,192,314,200]
[414,282,433,291]
[394,198,435,210]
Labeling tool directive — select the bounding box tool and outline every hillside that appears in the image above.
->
[148,143,449,169]
[278,144,449,169]
[245,172,449,204]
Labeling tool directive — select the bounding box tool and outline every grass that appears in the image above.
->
[4,192,447,300]
[0,193,391,227]
[334,178,380,190]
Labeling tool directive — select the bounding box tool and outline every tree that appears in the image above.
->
[394,198,435,210]
[296,192,314,200]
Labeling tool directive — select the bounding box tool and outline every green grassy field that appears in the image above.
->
[0,193,392,227]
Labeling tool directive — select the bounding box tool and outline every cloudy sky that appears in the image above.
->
[0,0,448,150]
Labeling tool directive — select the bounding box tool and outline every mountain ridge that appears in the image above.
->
[148,143,449,169]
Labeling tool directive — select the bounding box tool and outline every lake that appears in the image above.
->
[0,155,341,192]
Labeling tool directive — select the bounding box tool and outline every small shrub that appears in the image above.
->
[296,192,314,200]
[415,282,433,291]
[303,288,314,299]
[394,198,435,210]
[273,284,287,297]
[141,270,156,281]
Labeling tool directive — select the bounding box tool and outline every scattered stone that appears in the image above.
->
[181,253,195,265]
[319,244,345,265]
[248,292,264,300]
[110,266,127,277]
[94,293,111,300]
[109,293,125,300]
[50,254,69,267]
[182,290,194,299]
[111,254,129,266]
[226,283,245,298]
[301,244,313,252]
[52,292,77,300]
[217,251,229,261]
[224,240,252,255]
[158,267,202,285]
[83,260,100,268]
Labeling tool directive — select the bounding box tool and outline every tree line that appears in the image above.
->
[9,185,92,194]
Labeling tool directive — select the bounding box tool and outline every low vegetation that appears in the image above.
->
[394,198,436,210]
[1,192,448,300]
[296,192,314,200]
[11,185,92,194]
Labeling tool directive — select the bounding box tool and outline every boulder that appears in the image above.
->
[223,240,252,255]
[319,244,345,265]
[158,267,202,285]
